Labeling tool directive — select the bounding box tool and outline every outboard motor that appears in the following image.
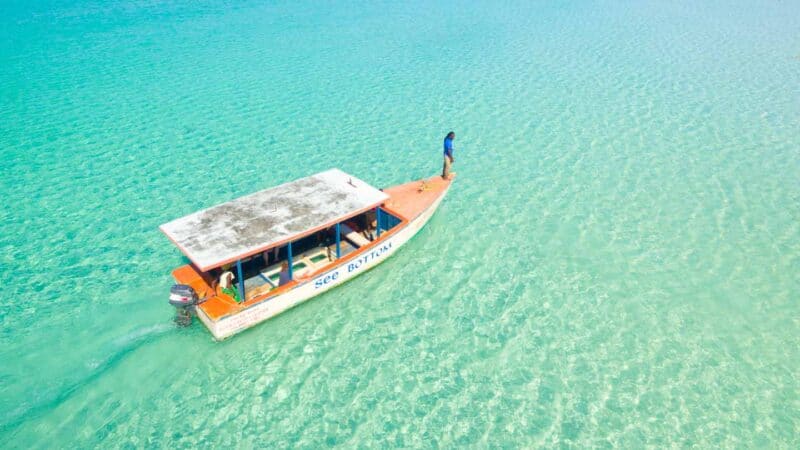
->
[169,284,201,327]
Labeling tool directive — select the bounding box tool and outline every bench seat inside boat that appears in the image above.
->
[244,246,338,300]
[340,223,371,248]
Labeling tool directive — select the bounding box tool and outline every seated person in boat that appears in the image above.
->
[363,209,377,240]
[279,261,291,286]
[219,270,241,302]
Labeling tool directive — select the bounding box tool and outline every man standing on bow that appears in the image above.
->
[442,131,455,179]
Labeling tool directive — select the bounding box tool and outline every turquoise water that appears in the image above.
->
[2,0,799,447]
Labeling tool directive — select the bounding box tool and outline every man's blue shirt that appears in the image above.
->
[443,137,454,157]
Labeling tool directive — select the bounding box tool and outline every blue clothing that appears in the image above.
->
[443,137,454,157]
[279,267,291,286]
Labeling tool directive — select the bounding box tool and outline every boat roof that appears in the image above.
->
[160,169,389,271]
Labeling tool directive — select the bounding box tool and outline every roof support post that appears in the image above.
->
[236,259,245,302]
[376,207,382,238]
[335,223,341,258]
[287,242,293,280]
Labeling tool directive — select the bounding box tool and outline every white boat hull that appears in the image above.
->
[196,184,449,340]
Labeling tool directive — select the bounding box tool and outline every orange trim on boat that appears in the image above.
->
[383,175,453,221]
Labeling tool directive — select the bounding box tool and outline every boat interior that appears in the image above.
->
[205,208,402,303]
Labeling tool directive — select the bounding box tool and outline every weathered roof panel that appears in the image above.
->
[160,169,388,271]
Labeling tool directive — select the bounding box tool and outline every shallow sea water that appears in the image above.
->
[1,0,799,447]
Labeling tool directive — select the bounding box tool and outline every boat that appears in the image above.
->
[160,168,455,340]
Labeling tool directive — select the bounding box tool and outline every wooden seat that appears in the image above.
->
[340,223,371,248]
